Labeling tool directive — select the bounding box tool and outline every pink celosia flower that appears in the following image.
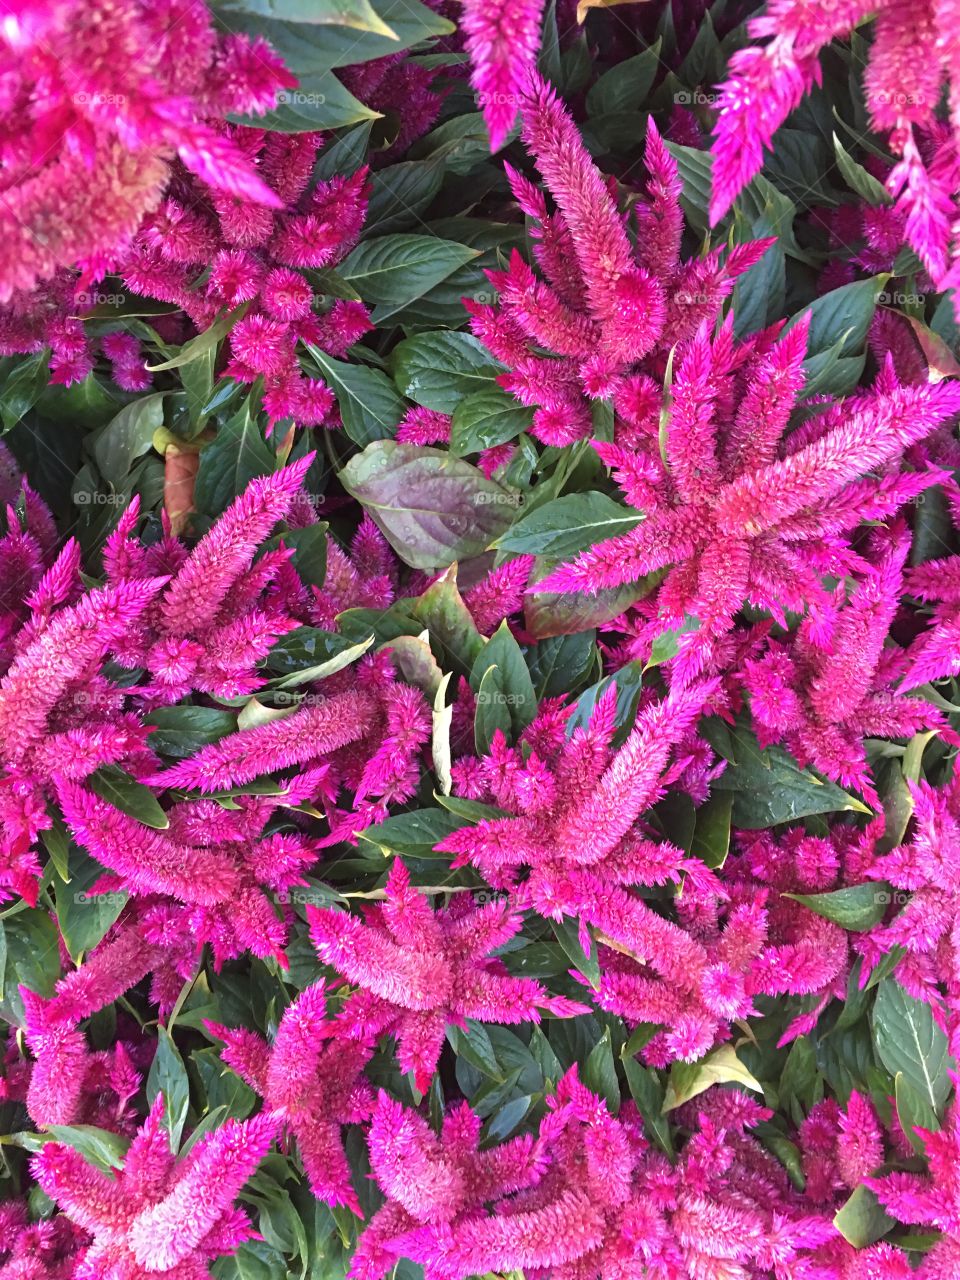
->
[0,0,293,303]
[367,1069,837,1280]
[34,1096,276,1277]
[207,983,374,1213]
[461,0,545,150]
[436,683,754,1062]
[742,524,949,801]
[466,86,771,444]
[351,1089,547,1280]
[308,859,586,1090]
[534,339,960,681]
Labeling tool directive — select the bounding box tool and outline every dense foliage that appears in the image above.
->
[3,2,960,1279]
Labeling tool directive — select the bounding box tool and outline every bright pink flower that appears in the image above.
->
[308,859,586,1090]
[208,984,374,1213]
[461,0,544,150]
[34,1096,276,1276]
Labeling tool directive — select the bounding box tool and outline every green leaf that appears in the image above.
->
[43,1124,131,1170]
[447,1020,503,1080]
[524,572,658,640]
[264,627,358,677]
[834,1185,895,1248]
[895,1071,940,1156]
[552,916,600,990]
[786,883,889,932]
[273,633,373,688]
[215,0,452,77]
[272,523,327,590]
[0,910,60,1025]
[585,42,661,115]
[247,75,381,131]
[366,159,445,235]
[584,1029,620,1114]
[92,393,165,484]
[339,440,515,569]
[389,331,502,414]
[212,0,399,33]
[449,387,534,456]
[0,350,50,432]
[147,306,246,371]
[358,808,463,858]
[145,706,238,759]
[147,1027,191,1149]
[470,621,537,751]
[338,235,478,323]
[644,614,700,670]
[306,346,406,446]
[872,980,953,1113]
[622,1056,673,1155]
[193,398,276,517]
[407,564,485,676]
[54,851,127,964]
[88,766,169,829]
[663,1044,763,1111]
[832,134,891,205]
[496,491,643,558]
[566,660,644,745]
[787,276,887,360]
[689,792,732,869]
[193,1047,258,1120]
[706,721,872,827]
[526,631,597,701]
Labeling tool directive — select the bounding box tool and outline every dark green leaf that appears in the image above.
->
[389,331,502,414]
[786,883,889,932]
[358,808,463,858]
[449,387,534,456]
[895,1071,940,1156]
[147,1027,191,1149]
[338,235,478,323]
[872,980,953,1113]
[306,346,406,446]
[193,398,276,517]
[89,766,170,829]
[706,722,872,827]
[366,159,445,235]
[584,1029,620,1114]
[496,491,642,558]
[0,350,50,432]
[54,850,127,963]
[471,621,537,751]
[145,706,238,758]
[92,394,165,485]
[834,1185,895,1248]
[586,43,661,115]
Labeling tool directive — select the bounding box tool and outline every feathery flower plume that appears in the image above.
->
[308,859,585,1089]
[207,983,374,1213]
[534,339,960,678]
[462,0,546,151]
[34,1096,277,1275]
